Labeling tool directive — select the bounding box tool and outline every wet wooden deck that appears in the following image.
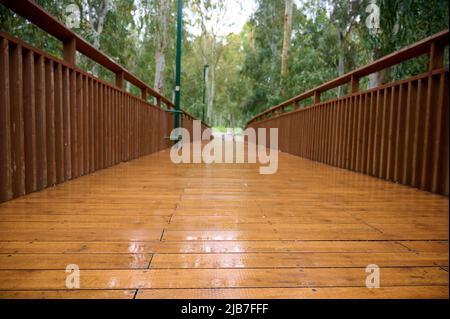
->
[0,146,448,299]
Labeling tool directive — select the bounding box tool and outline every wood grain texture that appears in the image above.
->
[0,33,201,202]
[0,145,448,298]
[0,30,448,299]
[247,70,449,196]
[136,286,449,299]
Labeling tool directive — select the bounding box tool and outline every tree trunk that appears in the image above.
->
[87,0,110,76]
[207,65,215,126]
[337,30,345,97]
[154,0,169,95]
[368,51,391,88]
[280,0,293,96]
[368,69,390,88]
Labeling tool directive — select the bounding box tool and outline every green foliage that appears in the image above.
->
[360,0,449,81]
[1,0,448,127]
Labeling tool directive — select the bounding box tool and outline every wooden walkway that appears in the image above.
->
[0,145,448,299]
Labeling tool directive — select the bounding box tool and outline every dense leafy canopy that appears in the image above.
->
[0,0,448,128]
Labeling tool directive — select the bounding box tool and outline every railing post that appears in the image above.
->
[350,75,359,93]
[156,98,162,108]
[314,90,321,104]
[429,42,445,70]
[63,37,76,67]
[115,71,124,90]
[141,88,147,101]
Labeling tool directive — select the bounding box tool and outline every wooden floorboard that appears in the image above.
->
[135,286,449,299]
[0,146,448,298]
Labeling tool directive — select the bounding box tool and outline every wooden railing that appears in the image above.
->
[0,1,207,202]
[247,30,449,196]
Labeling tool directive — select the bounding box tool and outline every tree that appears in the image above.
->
[242,0,285,117]
[329,0,361,96]
[154,0,170,94]
[86,0,112,75]
[361,0,449,88]
[280,0,293,97]
[189,0,229,125]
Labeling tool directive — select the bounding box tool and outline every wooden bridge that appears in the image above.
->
[0,1,448,299]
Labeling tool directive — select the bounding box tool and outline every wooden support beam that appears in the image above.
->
[429,43,445,70]
[141,89,147,101]
[314,91,321,104]
[63,37,76,67]
[115,71,124,90]
[350,75,359,93]
[156,98,162,108]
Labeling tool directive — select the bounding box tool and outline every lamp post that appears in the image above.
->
[202,64,209,123]
[174,0,182,132]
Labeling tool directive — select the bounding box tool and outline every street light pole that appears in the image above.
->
[174,0,183,132]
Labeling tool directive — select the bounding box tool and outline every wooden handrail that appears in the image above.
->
[0,0,208,126]
[248,29,449,125]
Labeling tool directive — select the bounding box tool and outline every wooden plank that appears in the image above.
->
[105,86,110,167]
[112,88,116,164]
[411,78,427,187]
[89,78,95,172]
[99,84,104,168]
[361,93,370,173]
[393,84,407,183]
[69,69,78,178]
[9,44,25,197]
[386,86,399,181]
[22,49,37,193]
[83,74,89,173]
[401,241,449,253]
[45,59,56,186]
[401,81,417,185]
[0,267,445,290]
[429,42,445,70]
[379,87,391,179]
[355,94,365,172]
[325,104,333,165]
[0,241,409,254]
[62,66,71,180]
[341,98,350,168]
[162,226,385,241]
[35,55,47,190]
[0,290,135,299]
[63,37,76,67]
[0,39,13,202]
[430,73,447,193]
[372,89,383,176]
[336,99,344,167]
[366,92,376,175]
[115,71,124,90]
[0,254,152,270]
[420,74,439,191]
[150,252,448,269]
[136,286,449,299]
[441,74,449,195]
[58,66,71,183]
[76,73,84,175]
[350,96,359,170]
[94,81,99,170]
[343,98,352,169]
[0,229,163,242]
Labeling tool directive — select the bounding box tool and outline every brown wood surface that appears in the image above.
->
[248,68,449,196]
[0,145,447,298]
[0,11,448,300]
[0,33,207,202]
